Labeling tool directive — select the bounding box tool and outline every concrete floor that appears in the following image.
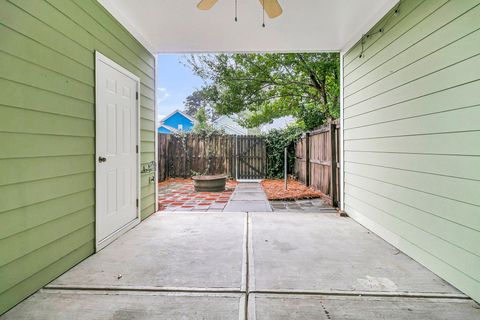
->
[3,290,244,320]
[49,212,247,291]
[250,293,480,320]
[249,212,459,294]
[2,211,479,319]
[224,183,272,212]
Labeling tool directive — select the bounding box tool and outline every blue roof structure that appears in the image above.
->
[157,109,195,133]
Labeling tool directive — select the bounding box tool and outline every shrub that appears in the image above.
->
[262,125,304,179]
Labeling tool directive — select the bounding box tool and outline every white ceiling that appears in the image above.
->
[98,0,398,54]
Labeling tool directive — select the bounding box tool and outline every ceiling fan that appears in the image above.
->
[197,0,283,19]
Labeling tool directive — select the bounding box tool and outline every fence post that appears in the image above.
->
[305,133,310,187]
[330,122,338,206]
[284,147,288,190]
[165,135,169,179]
[235,135,238,180]
[157,134,161,181]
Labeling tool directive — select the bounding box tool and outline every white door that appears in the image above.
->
[95,52,140,250]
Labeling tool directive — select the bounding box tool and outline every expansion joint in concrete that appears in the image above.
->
[247,289,470,300]
[43,285,245,295]
[243,213,250,320]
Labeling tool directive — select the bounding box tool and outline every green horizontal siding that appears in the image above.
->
[0,241,94,318]
[343,0,480,302]
[0,0,155,314]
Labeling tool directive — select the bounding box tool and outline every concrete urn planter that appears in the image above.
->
[192,175,227,192]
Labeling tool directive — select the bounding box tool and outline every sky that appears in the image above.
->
[156,54,204,122]
[156,54,292,131]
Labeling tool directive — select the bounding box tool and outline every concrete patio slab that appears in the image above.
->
[5,211,478,319]
[236,183,263,190]
[48,212,247,291]
[224,200,272,212]
[223,182,272,212]
[231,192,268,201]
[249,293,480,320]
[249,212,461,295]
[1,290,245,320]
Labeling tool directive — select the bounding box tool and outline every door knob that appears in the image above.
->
[98,156,107,163]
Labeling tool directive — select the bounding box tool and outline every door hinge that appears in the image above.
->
[136,91,139,100]
[136,145,139,153]
[136,199,139,208]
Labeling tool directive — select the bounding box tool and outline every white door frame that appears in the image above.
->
[95,51,141,251]
[154,55,159,212]
[339,50,345,212]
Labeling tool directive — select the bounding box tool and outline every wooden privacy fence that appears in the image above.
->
[236,135,267,180]
[295,120,340,206]
[158,133,266,181]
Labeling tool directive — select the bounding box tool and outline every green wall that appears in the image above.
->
[0,0,156,314]
[343,0,480,302]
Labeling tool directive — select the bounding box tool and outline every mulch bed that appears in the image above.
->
[261,179,325,201]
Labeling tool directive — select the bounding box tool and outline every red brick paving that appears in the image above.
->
[158,180,237,212]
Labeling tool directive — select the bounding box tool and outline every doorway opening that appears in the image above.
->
[95,52,141,251]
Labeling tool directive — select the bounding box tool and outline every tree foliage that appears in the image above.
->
[192,106,224,136]
[185,53,339,130]
[194,106,208,130]
[183,90,204,117]
[183,89,219,122]
[263,125,304,179]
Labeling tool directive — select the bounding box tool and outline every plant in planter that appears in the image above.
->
[192,174,227,192]
[190,107,228,192]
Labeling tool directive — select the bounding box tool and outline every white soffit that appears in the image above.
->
[98,0,398,54]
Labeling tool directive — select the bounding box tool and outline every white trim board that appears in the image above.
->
[154,55,159,212]
[339,52,345,211]
[95,51,141,251]
[337,2,399,211]
[96,51,141,82]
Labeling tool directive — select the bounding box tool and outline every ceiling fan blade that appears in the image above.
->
[197,0,219,10]
[259,0,283,18]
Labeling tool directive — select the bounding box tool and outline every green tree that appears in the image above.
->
[192,106,224,136]
[185,53,339,130]
[183,89,219,121]
[193,106,208,131]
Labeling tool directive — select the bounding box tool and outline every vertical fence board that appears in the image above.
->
[294,120,340,206]
[158,133,266,180]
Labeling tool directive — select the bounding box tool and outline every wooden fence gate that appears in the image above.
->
[295,120,340,206]
[158,133,266,181]
[236,135,266,180]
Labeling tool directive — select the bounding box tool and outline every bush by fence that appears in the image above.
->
[262,126,304,179]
